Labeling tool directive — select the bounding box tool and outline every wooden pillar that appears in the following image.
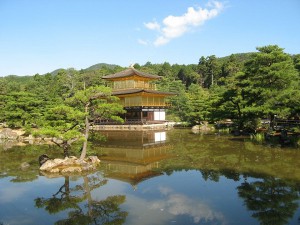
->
[141,110,143,122]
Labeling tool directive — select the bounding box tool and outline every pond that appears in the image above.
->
[0,129,300,225]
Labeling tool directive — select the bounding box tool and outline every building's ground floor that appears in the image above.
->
[94,107,168,125]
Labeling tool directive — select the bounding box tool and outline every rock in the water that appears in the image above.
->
[39,156,101,174]
[39,154,51,166]
[40,160,58,171]
[192,122,214,133]
[88,156,101,164]
[0,128,18,140]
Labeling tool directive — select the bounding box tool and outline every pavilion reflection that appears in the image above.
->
[95,130,173,189]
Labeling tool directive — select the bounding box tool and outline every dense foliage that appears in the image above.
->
[1,44,299,137]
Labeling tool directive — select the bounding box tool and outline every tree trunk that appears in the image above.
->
[63,141,70,157]
[80,105,89,160]
[270,114,276,130]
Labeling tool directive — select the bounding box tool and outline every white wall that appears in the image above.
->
[154,111,165,120]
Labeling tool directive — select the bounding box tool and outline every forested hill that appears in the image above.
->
[84,63,119,71]
[1,45,300,130]
[48,63,118,76]
[218,52,253,64]
[3,53,253,78]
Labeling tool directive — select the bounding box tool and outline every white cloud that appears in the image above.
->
[144,21,160,31]
[137,39,149,46]
[143,1,224,46]
[153,36,170,46]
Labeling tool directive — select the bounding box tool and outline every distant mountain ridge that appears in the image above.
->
[84,63,119,71]
[3,53,260,77]
[48,63,119,76]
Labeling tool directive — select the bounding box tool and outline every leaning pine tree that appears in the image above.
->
[67,86,125,159]
[38,86,124,159]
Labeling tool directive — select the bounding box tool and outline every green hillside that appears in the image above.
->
[84,63,119,71]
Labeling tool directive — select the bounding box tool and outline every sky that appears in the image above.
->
[0,0,300,76]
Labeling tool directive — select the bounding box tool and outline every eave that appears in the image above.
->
[102,68,161,81]
[111,89,176,97]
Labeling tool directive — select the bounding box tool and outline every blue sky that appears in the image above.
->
[1,0,299,76]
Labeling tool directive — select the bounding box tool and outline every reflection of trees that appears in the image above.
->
[0,144,63,182]
[162,129,300,181]
[35,176,82,214]
[201,169,220,182]
[201,169,240,182]
[83,195,128,225]
[237,176,299,225]
[35,173,128,225]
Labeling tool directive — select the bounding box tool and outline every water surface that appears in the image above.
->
[0,129,299,225]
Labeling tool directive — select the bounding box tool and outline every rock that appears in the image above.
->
[20,162,30,170]
[62,157,81,166]
[192,122,214,133]
[39,156,100,174]
[25,135,35,140]
[0,128,18,140]
[40,160,57,171]
[52,137,63,144]
[39,154,51,166]
[88,156,101,164]
[43,137,52,142]
[53,158,64,164]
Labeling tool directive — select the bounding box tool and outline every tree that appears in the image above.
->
[185,84,211,125]
[198,56,208,87]
[39,105,85,156]
[0,91,44,128]
[292,54,300,74]
[241,45,299,126]
[37,86,124,158]
[205,55,220,87]
[162,81,189,122]
[220,54,242,81]
[216,45,300,129]
[176,65,199,89]
[67,86,125,159]
[55,68,80,97]
[198,55,221,88]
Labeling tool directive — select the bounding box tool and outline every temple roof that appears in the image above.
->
[111,89,175,96]
[102,68,161,80]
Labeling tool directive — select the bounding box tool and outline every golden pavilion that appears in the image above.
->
[101,66,175,124]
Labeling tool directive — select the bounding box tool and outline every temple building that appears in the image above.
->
[100,66,175,124]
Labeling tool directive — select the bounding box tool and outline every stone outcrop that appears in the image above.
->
[0,128,66,149]
[0,128,19,140]
[39,156,100,174]
[192,121,215,133]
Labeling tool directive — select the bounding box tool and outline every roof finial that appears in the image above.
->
[129,63,135,68]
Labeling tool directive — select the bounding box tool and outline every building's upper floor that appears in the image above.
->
[102,67,160,91]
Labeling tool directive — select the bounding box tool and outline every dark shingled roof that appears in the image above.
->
[102,68,161,80]
[112,89,175,96]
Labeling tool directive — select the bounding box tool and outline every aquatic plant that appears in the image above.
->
[250,133,265,143]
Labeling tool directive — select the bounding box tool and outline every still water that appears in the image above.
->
[0,129,299,225]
